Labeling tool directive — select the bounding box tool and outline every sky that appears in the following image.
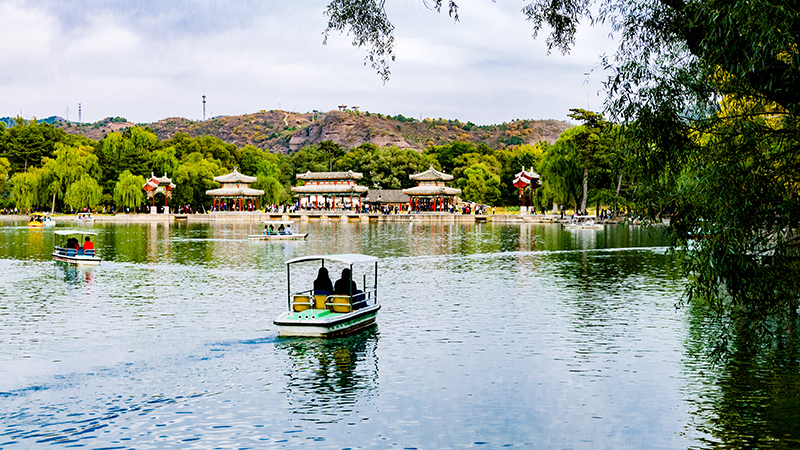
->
[0,0,617,126]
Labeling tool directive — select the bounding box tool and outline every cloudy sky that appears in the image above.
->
[0,0,616,126]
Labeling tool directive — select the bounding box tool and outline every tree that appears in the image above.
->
[41,143,101,213]
[540,128,584,211]
[172,152,224,210]
[97,127,158,196]
[64,174,103,212]
[323,0,800,356]
[566,109,612,214]
[9,168,46,212]
[113,171,146,212]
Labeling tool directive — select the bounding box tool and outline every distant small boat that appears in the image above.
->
[274,254,380,338]
[249,220,308,240]
[52,230,101,265]
[75,212,95,223]
[564,216,603,230]
[28,213,55,227]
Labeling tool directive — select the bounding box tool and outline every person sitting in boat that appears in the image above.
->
[334,268,364,309]
[278,224,285,234]
[314,267,334,295]
[83,236,94,253]
[267,224,275,235]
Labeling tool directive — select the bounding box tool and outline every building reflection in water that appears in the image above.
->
[277,328,379,422]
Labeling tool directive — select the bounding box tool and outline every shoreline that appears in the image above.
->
[1,212,624,224]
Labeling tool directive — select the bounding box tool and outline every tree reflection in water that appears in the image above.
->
[277,328,379,422]
[684,304,800,448]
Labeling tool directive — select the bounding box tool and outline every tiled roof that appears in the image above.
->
[205,187,265,197]
[291,185,369,194]
[214,168,257,183]
[364,189,410,203]
[409,166,453,181]
[296,170,363,181]
[402,186,462,196]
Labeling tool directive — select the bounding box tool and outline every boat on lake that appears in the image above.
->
[75,212,95,223]
[564,215,603,229]
[274,254,380,337]
[249,220,308,240]
[28,213,55,228]
[52,230,101,265]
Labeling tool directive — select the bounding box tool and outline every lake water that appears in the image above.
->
[1,219,798,449]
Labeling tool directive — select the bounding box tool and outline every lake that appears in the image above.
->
[0,219,798,449]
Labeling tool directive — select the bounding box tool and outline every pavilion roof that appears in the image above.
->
[214,168,257,184]
[409,166,453,182]
[402,185,462,196]
[296,170,363,181]
[205,187,265,197]
[365,189,410,204]
[291,184,368,194]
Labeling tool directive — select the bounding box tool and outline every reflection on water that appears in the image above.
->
[278,329,379,423]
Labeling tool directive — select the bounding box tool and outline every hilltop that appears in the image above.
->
[7,110,572,153]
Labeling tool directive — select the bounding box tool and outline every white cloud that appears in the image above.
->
[0,0,617,125]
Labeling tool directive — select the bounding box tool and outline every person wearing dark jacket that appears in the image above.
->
[314,267,334,294]
[334,268,358,296]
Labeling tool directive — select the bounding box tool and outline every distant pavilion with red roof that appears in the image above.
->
[291,170,368,210]
[402,166,462,212]
[205,168,264,211]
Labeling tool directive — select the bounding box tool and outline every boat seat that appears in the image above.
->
[84,249,95,256]
[314,294,328,309]
[328,295,352,313]
[292,295,313,312]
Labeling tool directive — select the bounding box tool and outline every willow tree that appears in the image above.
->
[41,143,101,213]
[321,0,800,356]
[64,174,103,212]
[113,170,146,212]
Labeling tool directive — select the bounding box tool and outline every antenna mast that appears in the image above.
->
[202,95,206,121]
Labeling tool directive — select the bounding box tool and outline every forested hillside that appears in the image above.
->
[12,110,571,154]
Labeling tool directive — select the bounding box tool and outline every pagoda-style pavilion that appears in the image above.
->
[143,172,176,213]
[402,166,462,212]
[513,167,542,211]
[291,170,368,210]
[205,168,264,211]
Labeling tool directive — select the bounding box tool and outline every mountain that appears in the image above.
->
[46,110,573,152]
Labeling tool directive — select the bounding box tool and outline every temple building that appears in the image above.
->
[292,170,368,210]
[205,168,264,211]
[402,166,462,212]
[143,172,176,213]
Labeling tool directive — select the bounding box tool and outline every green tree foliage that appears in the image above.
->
[540,128,584,210]
[424,141,491,174]
[149,146,179,177]
[97,127,159,195]
[9,168,46,212]
[0,157,11,206]
[566,109,612,214]
[520,0,800,355]
[335,144,434,189]
[113,170,146,212]
[456,164,502,205]
[172,152,224,210]
[64,174,103,211]
[163,133,239,169]
[41,143,101,213]
[0,117,69,173]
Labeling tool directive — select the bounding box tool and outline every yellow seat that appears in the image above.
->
[329,295,352,313]
[314,294,328,310]
[292,295,312,312]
